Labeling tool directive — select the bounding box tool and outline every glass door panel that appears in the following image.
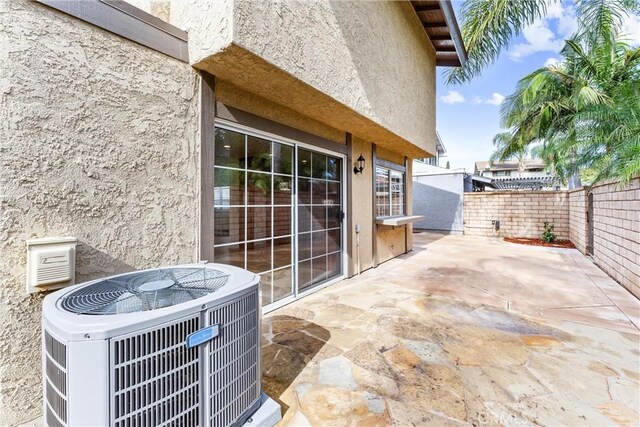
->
[213,128,294,307]
[297,148,343,292]
[212,127,344,308]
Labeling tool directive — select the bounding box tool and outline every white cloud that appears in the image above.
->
[544,57,561,67]
[622,14,640,46]
[474,93,505,106]
[508,19,564,61]
[484,92,506,106]
[507,4,640,61]
[507,2,577,62]
[440,90,465,104]
[546,2,578,38]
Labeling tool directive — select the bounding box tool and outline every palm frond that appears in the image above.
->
[444,0,552,84]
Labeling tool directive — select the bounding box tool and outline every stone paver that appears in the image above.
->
[263,232,640,426]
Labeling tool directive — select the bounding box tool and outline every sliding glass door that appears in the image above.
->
[296,148,343,292]
[212,125,344,308]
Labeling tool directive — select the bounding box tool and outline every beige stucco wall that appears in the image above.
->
[215,79,417,273]
[216,81,345,144]
[170,0,437,158]
[0,1,200,424]
[351,137,375,273]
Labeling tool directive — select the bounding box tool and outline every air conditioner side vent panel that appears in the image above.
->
[110,315,201,427]
[44,331,68,427]
[208,289,260,426]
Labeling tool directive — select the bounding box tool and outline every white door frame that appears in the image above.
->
[213,119,348,314]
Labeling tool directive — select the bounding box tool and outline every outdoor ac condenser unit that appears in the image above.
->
[42,263,280,427]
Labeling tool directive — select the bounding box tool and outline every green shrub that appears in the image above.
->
[541,221,556,243]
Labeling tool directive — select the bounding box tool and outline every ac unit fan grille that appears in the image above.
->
[208,290,260,427]
[44,331,68,427]
[111,315,201,427]
[60,268,229,315]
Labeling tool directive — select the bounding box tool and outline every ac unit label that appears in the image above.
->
[186,324,220,348]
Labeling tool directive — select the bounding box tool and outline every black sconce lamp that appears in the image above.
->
[353,154,365,175]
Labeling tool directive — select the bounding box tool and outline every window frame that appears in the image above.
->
[375,165,406,219]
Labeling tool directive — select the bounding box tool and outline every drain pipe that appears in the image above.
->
[355,224,361,275]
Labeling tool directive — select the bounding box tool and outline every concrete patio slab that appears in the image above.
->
[263,232,639,426]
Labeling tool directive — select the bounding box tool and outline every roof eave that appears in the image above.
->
[435,130,447,154]
[410,1,467,67]
[437,0,467,67]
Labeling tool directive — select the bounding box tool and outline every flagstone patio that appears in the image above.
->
[262,232,640,426]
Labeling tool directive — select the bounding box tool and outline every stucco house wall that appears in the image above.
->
[0,1,200,424]
[229,0,437,155]
[136,0,437,159]
[195,1,430,267]
[2,1,445,424]
[351,136,375,273]
[413,172,465,233]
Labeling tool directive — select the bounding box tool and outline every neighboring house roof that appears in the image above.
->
[413,161,465,176]
[435,131,447,155]
[470,175,559,191]
[474,159,546,172]
[491,176,557,190]
[410,1,467,66]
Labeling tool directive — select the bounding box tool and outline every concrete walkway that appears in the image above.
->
[263,232,640,426]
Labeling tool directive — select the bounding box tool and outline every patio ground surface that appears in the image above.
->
[262,232,640,426]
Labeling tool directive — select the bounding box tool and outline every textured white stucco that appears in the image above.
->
[232,0,437,154]
[0,1,200,424]
[173,0,234,62]
[1,1,443,424]
[173,0,436,157]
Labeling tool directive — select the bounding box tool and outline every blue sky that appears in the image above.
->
[437,1,640,173]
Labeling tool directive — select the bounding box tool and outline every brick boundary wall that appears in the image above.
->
[568,189,588,254]
[464,179,639,298]
[463,191,570,240]
[587,179,640,298]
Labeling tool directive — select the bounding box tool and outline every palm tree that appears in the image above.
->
[445,0,639,85]
[492,26,640,184]
[490,132,535,175]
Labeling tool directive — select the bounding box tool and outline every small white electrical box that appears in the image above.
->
[26,237,77,294]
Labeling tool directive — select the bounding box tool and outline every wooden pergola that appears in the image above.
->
[410,0,467,67]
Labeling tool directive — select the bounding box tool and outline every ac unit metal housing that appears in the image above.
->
[42,263,279,427]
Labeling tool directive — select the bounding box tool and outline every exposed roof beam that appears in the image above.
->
[437,0,467,66]
[430,35,452,40]
[423,21,448,28]
[435,58,461,66]
[410,0,467,67]
[414,5,441,12]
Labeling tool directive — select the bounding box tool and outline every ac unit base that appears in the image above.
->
[244,394,281,427]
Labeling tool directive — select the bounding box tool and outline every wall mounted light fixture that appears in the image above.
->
[353,154,365,174]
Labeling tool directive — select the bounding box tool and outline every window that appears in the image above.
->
[493,170,511,177]
[376,166,405,217]
[213,127,294,306]
[211,126,344,307]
